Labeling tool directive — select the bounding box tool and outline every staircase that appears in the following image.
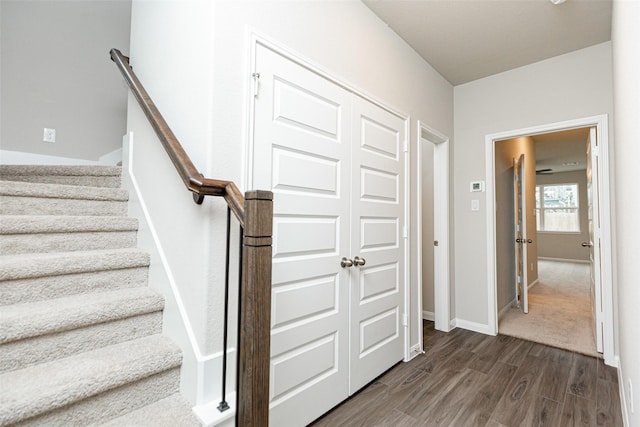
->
[0,165,200,426]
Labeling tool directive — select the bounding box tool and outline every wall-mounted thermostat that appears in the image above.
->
[470,181,485,192]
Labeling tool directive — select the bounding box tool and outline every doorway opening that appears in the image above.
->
[494,128,598,357]
[485,115,615,366]
[417,122,450,341]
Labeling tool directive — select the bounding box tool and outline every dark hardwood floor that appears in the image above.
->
[310,321,623,426]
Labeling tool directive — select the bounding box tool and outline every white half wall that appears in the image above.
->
[453,42,613,327]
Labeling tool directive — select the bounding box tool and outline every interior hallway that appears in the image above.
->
[499,260,598,358]
[310,321,621,426]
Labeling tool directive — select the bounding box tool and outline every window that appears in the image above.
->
[535,183,580,232]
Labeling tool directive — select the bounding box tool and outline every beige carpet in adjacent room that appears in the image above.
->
[499,260,599,358]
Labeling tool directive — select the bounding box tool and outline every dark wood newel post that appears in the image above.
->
[237,190,273,427]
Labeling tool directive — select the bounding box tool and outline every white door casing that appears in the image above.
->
[417,123,450,334]
[252,43,406,426]
[486,115,614,365]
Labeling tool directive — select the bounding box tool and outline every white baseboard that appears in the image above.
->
[193,391,236,427]
[98,147,123,165]
[422,310,435,321]
[0,149,97,165]
[538,256,590,264]
[499,297,518,320]
[450,318,493,335]
[406,343,423,361]
[616,356,631,427]
[528,278,539,289]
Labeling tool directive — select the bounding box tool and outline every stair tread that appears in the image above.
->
[0,247,150,281]
[0,215,138,234]
[0,287,164,344]
[0,334,182,425]
[99,393,200,427]
[0,165,122,177]
[0,180,128,201]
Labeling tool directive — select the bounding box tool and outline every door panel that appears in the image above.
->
[254,45,351,427]
[513,154,528,313]
[254,44,405,425]
[586,127,603,352]
[350,97,405,393]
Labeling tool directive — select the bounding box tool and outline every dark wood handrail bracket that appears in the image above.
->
[110,48,272,426]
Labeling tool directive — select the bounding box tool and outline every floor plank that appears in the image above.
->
[558,393,597,427]
[568,354,598,401]
[596,379,624,427]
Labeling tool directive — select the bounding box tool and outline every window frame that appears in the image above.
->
[535,182,581,234]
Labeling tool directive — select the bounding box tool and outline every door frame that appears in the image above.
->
[484,114,615,365]
[417,122,450,334]
[246,32,414,361]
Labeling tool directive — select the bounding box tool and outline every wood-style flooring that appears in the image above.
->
[310,321,622,427]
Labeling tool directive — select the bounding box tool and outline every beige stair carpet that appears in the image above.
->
[0,165,200,426]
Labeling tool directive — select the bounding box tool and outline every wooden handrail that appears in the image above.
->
[109,48,245,226]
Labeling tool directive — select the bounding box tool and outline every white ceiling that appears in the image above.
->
[363,0,612,86]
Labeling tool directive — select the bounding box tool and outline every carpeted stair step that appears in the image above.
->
[0,215,139,255]
[0,285,164,372]
[0,310,163,373]
[0,248,151,305]
[0,180,129,216]
[99,393,201,427]
[0,165,122,188]
[0,334,182,426]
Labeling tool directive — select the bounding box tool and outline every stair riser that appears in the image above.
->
[0,312,163,373]
[11,368,180,427]
[0,175,122,188]
[0,267,149,306]
[1,231,138,255]
[0,196,128,216]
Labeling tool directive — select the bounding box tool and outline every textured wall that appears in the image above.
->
[0,0,131,162]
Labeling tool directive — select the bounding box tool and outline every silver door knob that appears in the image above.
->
[353,256,366,267]
[341,257,354,268]
[581,241,593,248]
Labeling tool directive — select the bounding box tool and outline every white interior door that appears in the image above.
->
[349,96,405,393]
[252,44,405,426]
[253,45,351,427]
[586,127,603,352]
[513,154,528,313]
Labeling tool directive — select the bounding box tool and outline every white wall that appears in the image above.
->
[128,0,453,407]
[612,0,640,424]
[0,0,131,162]
[453,42,613,328]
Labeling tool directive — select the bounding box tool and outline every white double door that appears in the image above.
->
[252,44,406,427]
